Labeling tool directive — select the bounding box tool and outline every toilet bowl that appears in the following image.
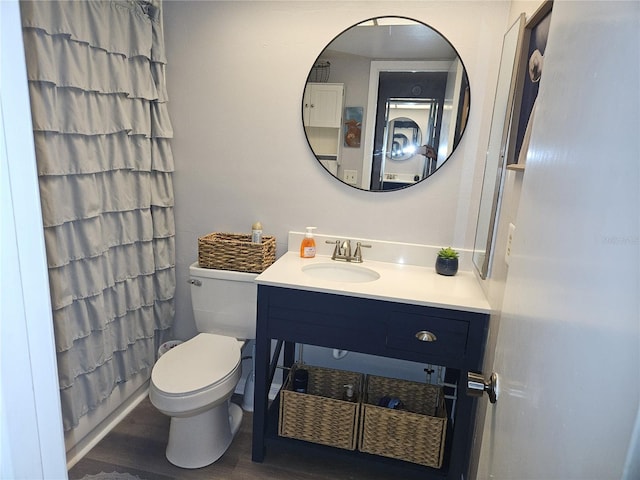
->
[149,333,244,468]
[149,263,258,468]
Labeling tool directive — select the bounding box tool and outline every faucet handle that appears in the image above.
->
[326,239,341,259]
[353,242,371,263]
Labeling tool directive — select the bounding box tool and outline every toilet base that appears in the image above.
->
[165,401,243,469]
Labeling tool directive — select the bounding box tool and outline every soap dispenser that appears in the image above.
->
[300,227,317,258]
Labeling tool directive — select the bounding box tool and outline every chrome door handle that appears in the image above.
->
[467,371,499,404]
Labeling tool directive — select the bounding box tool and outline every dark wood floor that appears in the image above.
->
[68,395,414,480]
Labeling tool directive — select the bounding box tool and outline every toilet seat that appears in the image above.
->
[151,333,241,396]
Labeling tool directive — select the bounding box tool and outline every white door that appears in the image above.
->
[476,2,639,479]
[303,83,344,128]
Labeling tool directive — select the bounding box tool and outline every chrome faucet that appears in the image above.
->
[326,239,371,263]
[341,240,351,259]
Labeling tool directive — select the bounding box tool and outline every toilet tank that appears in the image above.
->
[189,262,258,340]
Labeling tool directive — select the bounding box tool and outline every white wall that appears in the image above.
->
[1,1,68,477]
[163,0,511,340]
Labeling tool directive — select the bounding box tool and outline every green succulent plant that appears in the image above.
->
[437,247,459,260]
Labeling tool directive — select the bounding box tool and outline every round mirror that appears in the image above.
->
[387,117,422,161]
[302,16,470,191]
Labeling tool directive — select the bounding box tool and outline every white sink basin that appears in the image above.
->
[301,262,380,283]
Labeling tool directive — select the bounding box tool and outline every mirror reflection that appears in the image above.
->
[302,16,470,191]
[387,116,422,161]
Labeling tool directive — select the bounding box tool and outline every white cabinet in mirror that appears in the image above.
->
[303,83,344,128]
[302,83,344,177]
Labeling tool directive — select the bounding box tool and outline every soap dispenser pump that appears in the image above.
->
[300,227,317,258]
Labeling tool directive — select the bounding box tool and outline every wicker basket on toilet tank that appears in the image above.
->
[198,232,276,273]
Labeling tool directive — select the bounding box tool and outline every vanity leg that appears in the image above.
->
[445,368,474,480]
[251,337,267,461]
[252,292,270,462]
[268,340,283,386]
[284,341,295,368]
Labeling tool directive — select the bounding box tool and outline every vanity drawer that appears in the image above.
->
[263,287,387,354]
[385,312,469,364]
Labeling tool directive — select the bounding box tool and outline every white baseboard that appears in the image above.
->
[65,383,149,470]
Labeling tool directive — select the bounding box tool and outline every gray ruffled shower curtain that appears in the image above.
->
[20,0,175,430]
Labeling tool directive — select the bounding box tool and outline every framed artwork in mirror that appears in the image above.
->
[344,107,363,148]
[507,0,553,167]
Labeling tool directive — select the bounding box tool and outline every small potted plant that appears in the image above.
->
[436,247,459,276]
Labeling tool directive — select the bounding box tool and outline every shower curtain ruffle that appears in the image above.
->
[38,171,174,227]
[28,83,173,139]
[33,133,174,185]
[43,209,175,268]
[21,0,175,430]
[58,337,158,422]
[21,1,156,60]
[22,28,160,102]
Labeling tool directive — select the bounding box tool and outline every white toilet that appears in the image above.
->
[149,262,257,469]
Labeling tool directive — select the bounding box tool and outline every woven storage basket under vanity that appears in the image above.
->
[359,375,448,468]
[279,364,363,450]
[198,232,276,273]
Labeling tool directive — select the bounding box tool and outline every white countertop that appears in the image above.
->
[256,251,491,315]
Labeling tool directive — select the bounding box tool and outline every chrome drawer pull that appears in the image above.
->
[415,330,437,342]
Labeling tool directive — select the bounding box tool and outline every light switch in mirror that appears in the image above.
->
[302,16,470,192]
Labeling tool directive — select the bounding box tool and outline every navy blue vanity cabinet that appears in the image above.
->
[252,285,489,480]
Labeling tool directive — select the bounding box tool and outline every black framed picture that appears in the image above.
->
[508,0,553,166]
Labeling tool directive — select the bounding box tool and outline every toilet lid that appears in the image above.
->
[152,333,241,396]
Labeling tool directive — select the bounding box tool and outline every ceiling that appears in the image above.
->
[324,23,458,61]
